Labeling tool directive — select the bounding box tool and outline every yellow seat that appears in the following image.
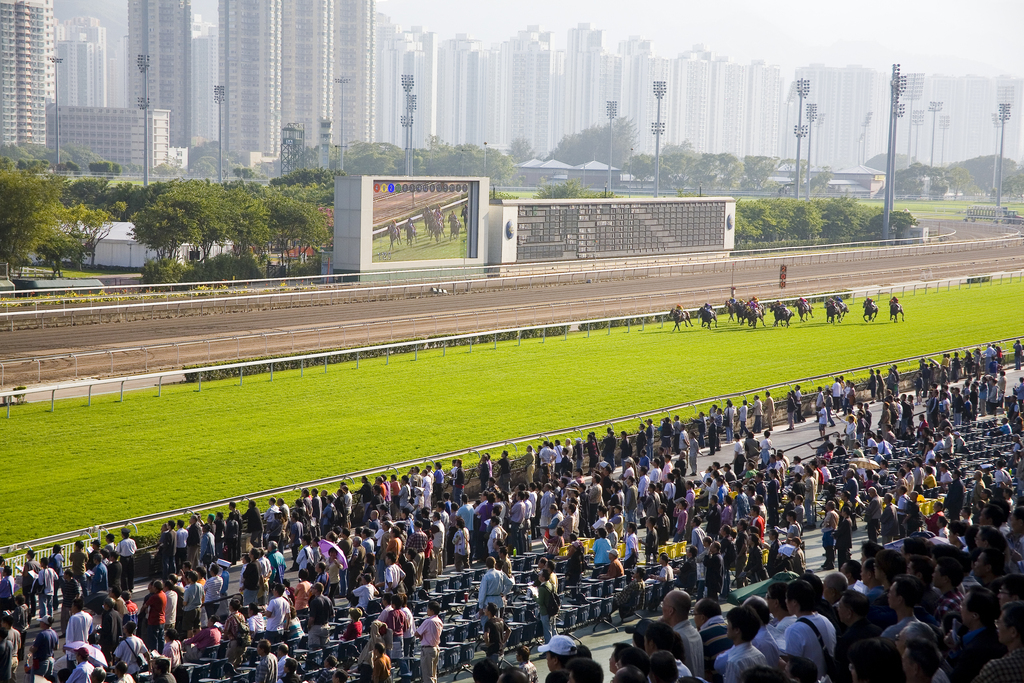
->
[558,545,568,557]
[762,547,769,564]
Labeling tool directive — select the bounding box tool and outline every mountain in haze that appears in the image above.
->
[54,0,219,48]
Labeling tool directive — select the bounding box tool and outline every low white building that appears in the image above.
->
[93,222,231,269]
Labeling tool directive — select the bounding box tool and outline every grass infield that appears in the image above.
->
[3,279,1023,545]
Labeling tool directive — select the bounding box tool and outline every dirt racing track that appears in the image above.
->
[2,224,1023,387]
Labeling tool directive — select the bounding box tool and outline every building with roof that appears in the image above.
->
[516,158,621,189]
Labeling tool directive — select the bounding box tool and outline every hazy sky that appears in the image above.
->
[376,0,1023,78]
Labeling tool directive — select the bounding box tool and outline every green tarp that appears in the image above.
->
[726,571,800,605]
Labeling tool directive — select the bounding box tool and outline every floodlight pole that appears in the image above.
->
[996,103,1012,208]
[793,78,809,200]
[805,103,817,200]
[883,64,906,242]
[49,56,63,172]
[606,101,617,197]
[652,81,666,197]
[334,77,349,172]
[928,101,943,167]
[401,75,415,176]
[214,85,225,182]
[137,54,151,187]
[860,112,873,165]
[939,116,950,167]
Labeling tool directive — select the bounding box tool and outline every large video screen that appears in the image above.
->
[371,180,478,262]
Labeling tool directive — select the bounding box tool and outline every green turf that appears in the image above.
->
[371,230,468,262]
[3,278,1023,545]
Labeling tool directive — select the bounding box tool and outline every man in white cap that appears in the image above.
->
[538,635,577,671]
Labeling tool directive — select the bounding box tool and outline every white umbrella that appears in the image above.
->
[848,458,880,471]
[63,642,108,667]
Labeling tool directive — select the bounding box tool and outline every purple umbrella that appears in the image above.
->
[318,539,349,569]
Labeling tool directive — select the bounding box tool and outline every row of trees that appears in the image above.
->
[735,197,917,245]
[0,169,334,282]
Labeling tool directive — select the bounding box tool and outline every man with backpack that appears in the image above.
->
[781,579,837,680]
[535,568,558,644]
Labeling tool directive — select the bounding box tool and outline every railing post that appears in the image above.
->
[88,384,92,406]
[301,359,304,377]
[119,381,125,402]
[51,389,55,412]
[240,367,244,386]
[158,376,162,397]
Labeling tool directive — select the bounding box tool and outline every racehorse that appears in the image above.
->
[448,212,461,240]
[890,301,905,323]
[863,299,879,322]
[424,208,445,243]
[770,302,794,328]
[404,220,417,245]
[698,305,718,329]
[739,301,765,328]
[796,299,814,321]
[388,221,401,249]
[670,306,692,330]
[724,298,740,322]
[825,298,847,325]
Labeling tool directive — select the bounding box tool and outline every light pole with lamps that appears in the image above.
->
[137,54,151,187]
[804,103,817,199]
[995,102,1012,208]
[882,64,907,241]
[49,56,62,172]
[911,110,925,161]
[652,81,666,197]
[213,85,225,182]
[334,77,349,172]
[860,112,872,165]
[401,75,415,176]
[938,115,950,166]
[792,78,810,199]
[927,101,943,167]
[483,141,487,180]
[606,100,617,197]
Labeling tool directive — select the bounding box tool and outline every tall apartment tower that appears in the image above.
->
[504,26,563,157]
[128,0,191,148]
[744,60,782,158]
[791,64,888,168]
[56,17,106,107]
[563,23,620,136]
[191,15,218,143]
[618,36,671,155]
[335,0,375,147]
[1,0,55,145]
[436,34,490,146]
[375,14,436,149]
[282,0,333,149]
[220,0,281,157]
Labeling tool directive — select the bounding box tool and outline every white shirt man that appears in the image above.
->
[782,613,836,679]
[265,595,290,632]
[716,641,766,683]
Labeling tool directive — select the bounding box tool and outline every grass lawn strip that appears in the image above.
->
[2,279,1022,545]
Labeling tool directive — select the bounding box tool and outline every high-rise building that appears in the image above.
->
[220,0,281,156]
[375,14,436,149]
[924,74,1023,167]
[744,60,782,158]
[1,0,55,146]
[503,26,562,157]
[46,104,170,166]
[563,23,620,136]
[191,14,218,143]
[128,0,191,148]
[56,17,106,108]
[618,36,670,155]
[335,0,374,147]
[436,34,490,146]
[788,64,888,169]
[282,0,333,151]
